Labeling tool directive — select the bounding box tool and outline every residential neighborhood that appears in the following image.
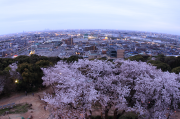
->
[0,30,180,59]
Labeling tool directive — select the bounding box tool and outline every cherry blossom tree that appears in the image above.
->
[9,63,18,76]
[42,60,99,119]
[73,59,130,119]
[42,59,180,119]
[115,60,180,118]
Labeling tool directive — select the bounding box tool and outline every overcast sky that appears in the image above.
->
[0,0,180,35]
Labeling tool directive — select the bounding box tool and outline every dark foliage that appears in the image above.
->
[0,58,14,71]
[63,55,83,63]
[16,63,43,92]
[126,55,149,62]
[172,66,180,74]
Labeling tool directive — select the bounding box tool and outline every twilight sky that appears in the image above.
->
[0,0,180,35]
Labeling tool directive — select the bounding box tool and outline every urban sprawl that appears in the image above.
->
[0,29,180,59]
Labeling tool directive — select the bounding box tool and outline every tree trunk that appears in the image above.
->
[167,113,171,119]
[51,84,55,94]
[101,112,103,119]
[105,106,109,119]
[116,110,125,119]
[113,108,118,119]
[88,110,92,119]
[85,112,88,119]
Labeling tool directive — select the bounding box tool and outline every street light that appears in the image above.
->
[15,79,18,83]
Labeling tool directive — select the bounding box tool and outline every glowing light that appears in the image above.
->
[13,55,18,58]
[15,79,18,83]
[29,50,35,55]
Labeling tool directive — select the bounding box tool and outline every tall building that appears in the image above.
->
[107,45,124,59]
[64,38,73,45]
[116,49,125,58]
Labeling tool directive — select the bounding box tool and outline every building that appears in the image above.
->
[84,45,97,51]
[88,50,101,59]
[116,49,125,58]
[83,34,89,39]
[107,46,124,59]
[73,38,88,43]
[101,49,107,54]
[64,38,73,45]
[37,43,54,51]
[38,43,54,49]
[0,49,7,57]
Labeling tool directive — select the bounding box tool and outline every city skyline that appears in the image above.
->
[0,0,180,36]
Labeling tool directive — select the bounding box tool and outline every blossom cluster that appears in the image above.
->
[42,59,180,119]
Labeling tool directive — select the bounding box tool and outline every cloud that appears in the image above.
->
[0,0,180,35]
